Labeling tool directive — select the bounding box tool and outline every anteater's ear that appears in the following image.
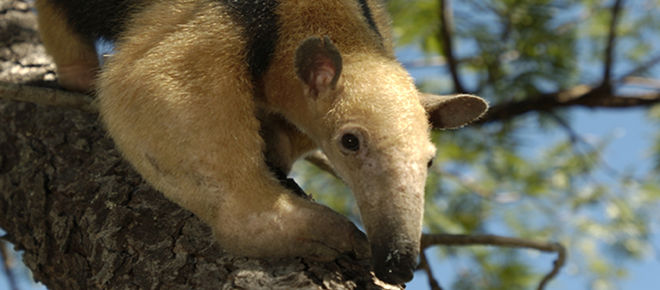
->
[421,93,488,129]
[295,36,343,98]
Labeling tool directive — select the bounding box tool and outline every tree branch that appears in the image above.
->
[624,77,660,90]
[421,234,566,290]
[617,53,660,83]
[438,0,467,93]
[601,0,625,89]
[0,81,96,112]
[476,84,660,125]
[9,81,656,128]
[418,250,443,290]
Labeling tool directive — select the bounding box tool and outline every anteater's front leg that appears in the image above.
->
[96,3,368,261]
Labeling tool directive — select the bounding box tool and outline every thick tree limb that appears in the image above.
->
[0,96,390,290]
[0,1,389,289]
[0,82,96,112]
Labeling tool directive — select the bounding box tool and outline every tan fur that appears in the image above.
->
[36,0,488,284]
[35,0,99,92]
[96,1,369,260]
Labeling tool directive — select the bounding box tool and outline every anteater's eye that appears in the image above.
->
[341,133,360,151]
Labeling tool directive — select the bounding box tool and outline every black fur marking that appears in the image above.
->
[357,0,382,40]
[220,0,280,82]
[49,0,141,41]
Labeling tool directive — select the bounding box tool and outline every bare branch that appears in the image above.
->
[548,112,627,181]
[438,0,467,93]
[418,250,443,290]
[421,233,566,290]
[617,54,660,83]
[537,245,567,290]
[475,84,660,125]
[624,77,660,90]
[547,112,580,144]
[601,0,625,89]
[421,233,563,255]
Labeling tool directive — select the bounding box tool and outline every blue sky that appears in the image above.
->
[406,108,659,289]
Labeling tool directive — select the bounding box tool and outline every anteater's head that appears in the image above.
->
[294,36,487,284]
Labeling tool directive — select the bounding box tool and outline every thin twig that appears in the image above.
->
[0,241,19,290]
[438,0,467,93]
[537,244,566,290]
[617,54,660,83]
[547,112,580,144]
[624,77,660,90]
[419,250,443,290]
[421,233,566,290]
[601,0,625,89]
[547,112,626,181]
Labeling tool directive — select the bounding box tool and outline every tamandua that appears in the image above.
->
[34,0,488,284]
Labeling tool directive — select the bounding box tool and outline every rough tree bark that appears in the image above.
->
[0,1,392,289]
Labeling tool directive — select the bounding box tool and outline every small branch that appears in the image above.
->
[548,112,626,180]
[419,250,443,290]
[438,0,467,93]
[537,245,566,290]
[476,84,660,125]
[623,77,660,90]
[547,112,580,144]
[421,233,566,290]
[617,53,660,83]
[601,0,625,89]
[0,81,97,113]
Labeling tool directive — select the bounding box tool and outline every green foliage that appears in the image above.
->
[392,0,579,98]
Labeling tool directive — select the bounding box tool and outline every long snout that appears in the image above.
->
[354,176,425,285]
[369,225,420,284]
